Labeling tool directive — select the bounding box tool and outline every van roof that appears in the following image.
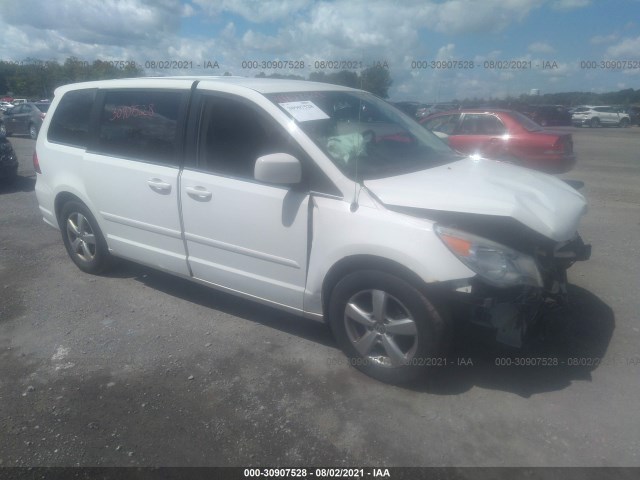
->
[53,76,358,96]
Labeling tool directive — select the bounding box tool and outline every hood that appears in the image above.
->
[364,157,587,242]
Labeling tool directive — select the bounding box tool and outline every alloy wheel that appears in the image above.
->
[343,289,419,367]
[66,212,97,262]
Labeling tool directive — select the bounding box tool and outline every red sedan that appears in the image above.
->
[419,109,575,173]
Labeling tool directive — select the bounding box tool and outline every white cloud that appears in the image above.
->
[423,0,544,33]
[528,41,555,53]
[551,0,590,10]
[606,36,640,58]
[590,33,618,45]
[182,3,196,17]
[1,0,183,47]
[436,44,456,61]
[193,0,311,23]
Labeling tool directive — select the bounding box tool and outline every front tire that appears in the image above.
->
[329,270,448,384]
[619,118,629,128]
[60,201,112,274]
[590,117,600,128]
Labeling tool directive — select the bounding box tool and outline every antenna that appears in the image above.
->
[351,93,364,212]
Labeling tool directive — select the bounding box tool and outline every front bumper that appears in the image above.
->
[571,117,590,126]
[452,235,591,347]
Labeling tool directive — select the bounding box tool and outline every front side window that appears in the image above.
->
[96,90,184,165]
[195,94,340,194]
[196,96,293,179]
[48,89,96,147]
[266,90,455,180]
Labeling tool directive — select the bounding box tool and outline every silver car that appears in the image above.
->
[571,105,631,128]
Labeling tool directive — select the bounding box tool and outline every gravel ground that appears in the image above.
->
[0,126,639,468]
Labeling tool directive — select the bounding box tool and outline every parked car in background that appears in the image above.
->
[521,105,571,126]
[420,109,575,173]
[571,106,630,128]
[618,106,640,126]
[0,133,18,184]
[392,101,431,120]
[0,102,50,139]
[428,103,460,115]
[0,102,14,112]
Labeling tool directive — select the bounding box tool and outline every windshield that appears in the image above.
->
[266,90,456,180]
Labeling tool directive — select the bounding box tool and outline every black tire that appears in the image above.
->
[29,123,38,140]
[329,270,448,384]
[590,117,600,128]
[60,201,112,274]
[619,118,629,128]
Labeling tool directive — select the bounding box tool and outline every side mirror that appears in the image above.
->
[254,153,301,185]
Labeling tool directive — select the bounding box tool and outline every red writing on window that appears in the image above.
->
[109,104,155,121]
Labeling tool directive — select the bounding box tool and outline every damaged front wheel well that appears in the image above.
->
[321,255,449,320]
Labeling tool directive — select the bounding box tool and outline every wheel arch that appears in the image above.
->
[54,191,88,229]
[321,254,442,320]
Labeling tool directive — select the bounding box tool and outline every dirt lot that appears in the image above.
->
[1,127,639,468]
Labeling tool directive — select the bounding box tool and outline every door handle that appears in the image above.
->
[185,186,212,201]
[147,178,172,194]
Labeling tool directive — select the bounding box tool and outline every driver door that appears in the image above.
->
[180,92,310,310]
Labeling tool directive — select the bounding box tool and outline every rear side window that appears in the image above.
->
[48,89,96,147]
[95,90,184,165]
[423,114,460,135]
[458,114,506,135]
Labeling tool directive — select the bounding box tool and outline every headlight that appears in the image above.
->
[435,225,543,288]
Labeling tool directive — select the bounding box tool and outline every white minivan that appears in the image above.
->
[35,77,591,383]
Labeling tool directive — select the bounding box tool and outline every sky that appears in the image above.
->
[1,0,639,101]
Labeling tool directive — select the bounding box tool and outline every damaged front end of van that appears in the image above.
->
[365,157,592,347]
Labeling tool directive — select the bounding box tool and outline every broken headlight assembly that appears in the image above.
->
[435,225,543,288]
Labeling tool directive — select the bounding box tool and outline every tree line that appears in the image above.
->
[1,56,637,106]
[0,58,143,100]
[0,57,394,99]
[453,89,640,108]
[255,67,393,98]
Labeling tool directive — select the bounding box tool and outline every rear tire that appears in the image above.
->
[60,201,112,274]
[329,270,448,384]
[0,166,17,185]
[29,123,38,140]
